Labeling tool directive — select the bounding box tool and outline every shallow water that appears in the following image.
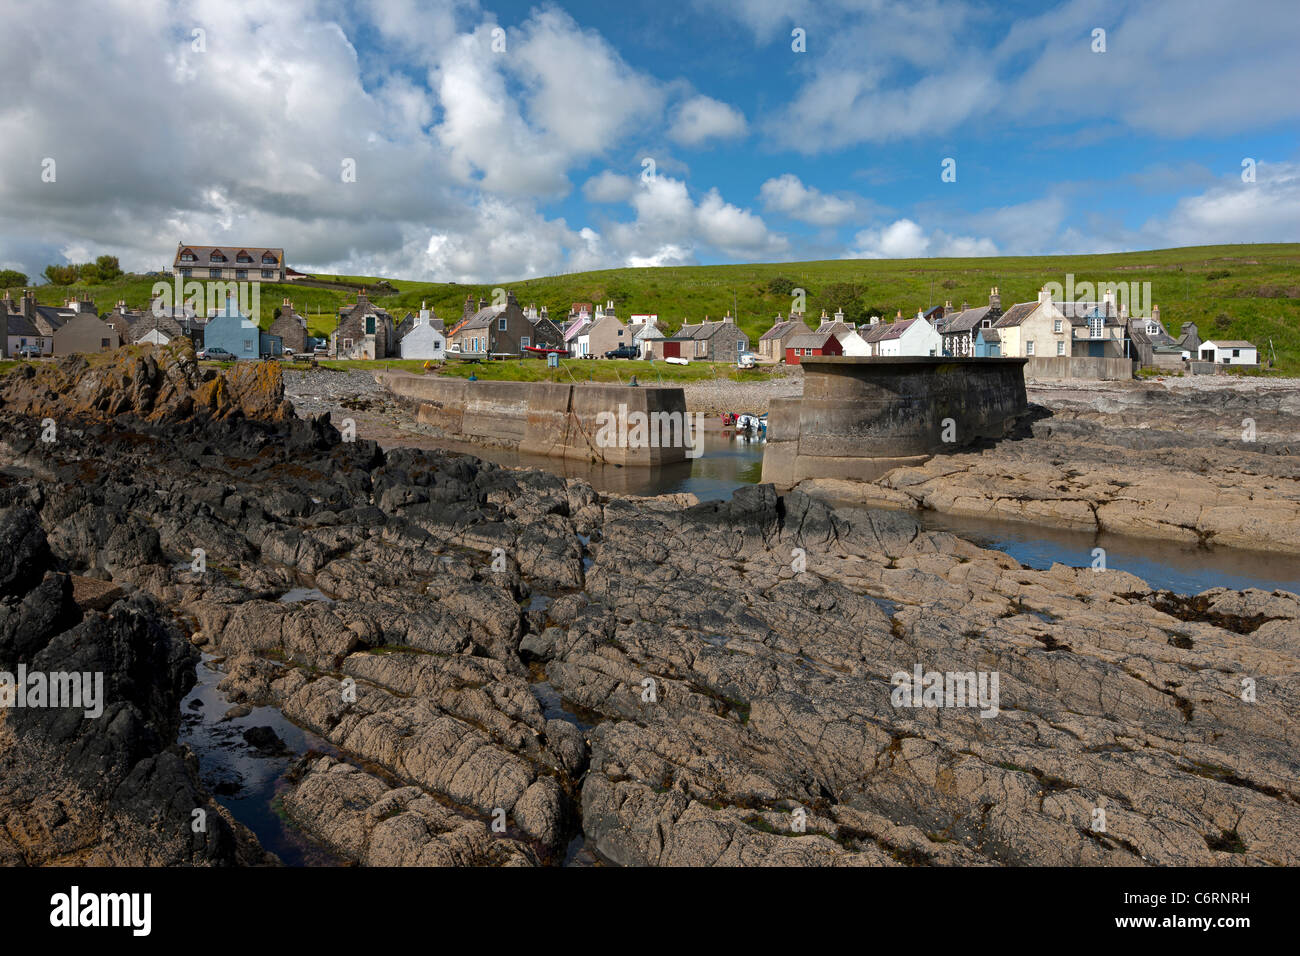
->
[387,429,1299,596]
[179,654,343,866]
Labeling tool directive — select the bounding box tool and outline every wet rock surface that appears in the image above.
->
[1,350,1297,866]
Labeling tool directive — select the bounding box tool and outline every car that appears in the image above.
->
[198,346,235,361]
[604,345,639,359]
[282,346,295,356]
[15,345,43,358]
[313,343,329,354]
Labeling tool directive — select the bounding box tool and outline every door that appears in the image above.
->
[663,341,680,358]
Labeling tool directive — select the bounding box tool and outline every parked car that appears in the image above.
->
[313,343,329,354]
[15,345,43,358]
[282,346,295,356]
[198,346,235,361]
[604,345,639,359]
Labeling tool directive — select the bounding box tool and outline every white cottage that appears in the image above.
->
[868,312,942,357]
[1198,340,1258,366]
[400,304,446,360]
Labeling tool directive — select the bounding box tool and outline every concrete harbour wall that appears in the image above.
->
[761,357,1029,486]
[1024,356,1134,381]
[377,371,690,466]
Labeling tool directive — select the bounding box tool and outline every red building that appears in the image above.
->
[785,331,842,364]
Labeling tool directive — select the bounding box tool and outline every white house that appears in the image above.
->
[400,305,446,360]
[1199,340,1258,366]
[867,312,942,357]
[818,310,871,356]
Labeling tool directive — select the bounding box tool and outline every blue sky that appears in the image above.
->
[1,0,1297,282]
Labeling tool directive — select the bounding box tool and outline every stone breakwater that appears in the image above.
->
[762,357,1030,486]
[0,349,1297,866]
[802,380,1300,555]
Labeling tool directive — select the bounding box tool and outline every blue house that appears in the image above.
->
[204,299,281,359]
[974,327,1001,357]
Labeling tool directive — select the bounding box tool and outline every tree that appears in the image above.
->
[94,255,123,281]
[0,269,27,288]
[43,263,79,285]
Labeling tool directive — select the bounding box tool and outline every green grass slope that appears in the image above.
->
[7,243,1298,372]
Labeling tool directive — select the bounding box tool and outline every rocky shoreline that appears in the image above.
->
[1,348,1297,866]
[801,379,1300,554]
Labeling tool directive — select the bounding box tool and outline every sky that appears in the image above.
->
[1,0,1298,284]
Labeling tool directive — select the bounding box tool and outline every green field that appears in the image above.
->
[7,243,1299,373]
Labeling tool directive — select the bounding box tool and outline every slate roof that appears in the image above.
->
[563,318,590,342]
[787,331,835,350]
[128,314,184,342]
[939,305,992,334]
[1058,301,1125,326]
[1203,340,1256,349]
[870,317,922,341]
[176,244,283,265]
[677,320,734,340]
[993,302,1038,328]
[7,314,38,337]
[759,319,807,341]
[860,322,892,344]
[977,327,1002,342]
[448,305,502,336]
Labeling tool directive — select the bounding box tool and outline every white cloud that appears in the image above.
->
[758,173,859,225]
[845,218,997,259]
[583,171,639,204]
[667,95,748,147]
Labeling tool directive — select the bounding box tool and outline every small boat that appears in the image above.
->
[523,345,567,357]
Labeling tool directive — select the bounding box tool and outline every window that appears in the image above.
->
[982,319,991,328]
[1232,349,1240,357]
[498,316,507,332]
[343,338,353,349]
[262,269,274,279]
[101,338,110,350]
[1089,315,1104,338]
[180,268,192,278]
[1053,319,1062,332]
[237,253,253,263]
[366,315,376,335]
[242,339,253,352]
[262,253,277,264]
[180,252,195,262]
[737,340,745,354]
[1057,341,1066,356]
[521,336,530,349]
[1146,321,1159,334]
[236,269,247,280]
[210,252,226,262]
[1026,340,1035,355]
[209,268,223,278]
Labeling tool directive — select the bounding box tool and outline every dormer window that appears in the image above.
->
[210,251,227,262]
[1146,321,1159,335]
[262,253,277,264]
[236,251,253,263]
[179,250,195,262]
[981,319,991,328]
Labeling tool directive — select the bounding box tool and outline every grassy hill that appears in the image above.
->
[7,243,1299,372]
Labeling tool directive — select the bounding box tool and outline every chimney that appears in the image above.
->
[1037,286,1050,305]
[540,305,548,319]
[895,310,903,320]
[283,298,292,308]
[1153,304,1161,326]
[869,315,880,326]
[723,313,734,324]
[944,300,952,312]
[961,301,968,312]
[464,296,475,321]
[478,297,487,311]
[833,308,844,322]
[989,286,1001,311]
[1102,286,1116,312]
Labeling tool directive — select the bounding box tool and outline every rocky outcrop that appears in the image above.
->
[1,354,1296,867]
[0,342,293,423]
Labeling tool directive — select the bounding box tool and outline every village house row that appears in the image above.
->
[0,240,1260,370]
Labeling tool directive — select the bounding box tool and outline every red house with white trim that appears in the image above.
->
[785,330,842,364]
